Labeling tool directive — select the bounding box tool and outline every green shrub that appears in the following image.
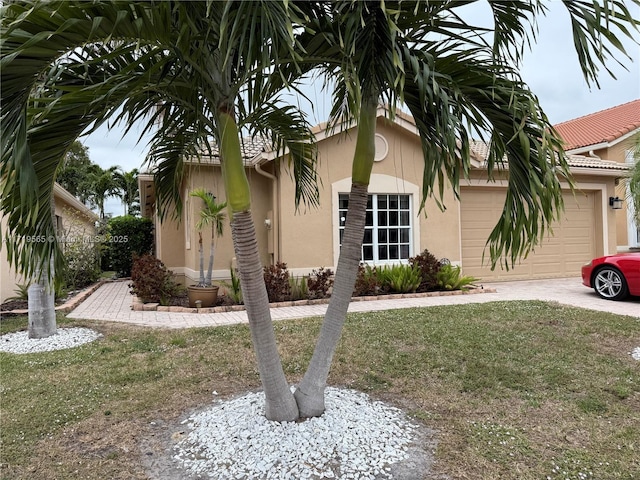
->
[221,266,243,304]
[436,264,479,291]
[409,249,441,292]
[129,254,182,305]
[378,264,422,293]
[307,267,334,299]
[7,283,29,301]
[263,262,291,303]
[353,264,380,297]
[289,276,309,301]
[62,237,101,290]
[105,216,154,277]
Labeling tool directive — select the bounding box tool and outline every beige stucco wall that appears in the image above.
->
[1,192,97,303]
[170,163,273,285]
[1,214,20,303]
[586,133,639,249]
[277,118,460,272]
[158,117,625,284]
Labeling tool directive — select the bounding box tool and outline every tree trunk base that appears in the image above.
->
[294,384,326,418]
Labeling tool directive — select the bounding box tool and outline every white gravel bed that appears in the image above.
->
[0,327,101,354]
[632,347,640,361]
[174,387,418,479]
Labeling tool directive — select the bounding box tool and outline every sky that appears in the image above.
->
[83,2,640,217]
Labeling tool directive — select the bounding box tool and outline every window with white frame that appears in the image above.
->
[339,193,412,262]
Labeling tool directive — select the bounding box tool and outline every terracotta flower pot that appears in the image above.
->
[187,285,219,308]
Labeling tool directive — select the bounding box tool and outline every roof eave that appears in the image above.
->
[566,126,640,154]
[53,183,99,221]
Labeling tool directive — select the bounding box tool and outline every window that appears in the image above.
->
[339,193,412,263]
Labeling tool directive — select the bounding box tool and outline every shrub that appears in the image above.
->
[409,249,441,292]
[436,264,479,291]
[289,276,309,301]
[62,237,101,290]
[7,283,29,301]
[105,216,154,277]
[130,254,182,305]
[307,267,334,299]
[353,264,380,297]
[378,264,421,293]
[221,266,243,304]
[264,262,291,303]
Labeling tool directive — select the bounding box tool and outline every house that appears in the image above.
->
[554,99,640,251]
[140,106,627,284]
[0,183,99,303]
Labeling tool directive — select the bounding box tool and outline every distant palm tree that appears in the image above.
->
[89,166,122,219]
[115,168,140,216]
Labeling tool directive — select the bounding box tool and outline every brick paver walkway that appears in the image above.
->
[66,277,639,329]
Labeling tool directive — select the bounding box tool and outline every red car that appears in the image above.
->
[582,253,640,300]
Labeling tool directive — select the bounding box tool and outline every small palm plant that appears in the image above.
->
[190,189,227,287]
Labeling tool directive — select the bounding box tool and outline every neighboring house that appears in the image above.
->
[555,99,640,251]
[141,106,627,284]
[0,183,99,303]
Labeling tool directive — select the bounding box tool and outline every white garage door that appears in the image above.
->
[461,188,597,281]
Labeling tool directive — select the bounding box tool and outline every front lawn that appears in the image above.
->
[1,301,638,479]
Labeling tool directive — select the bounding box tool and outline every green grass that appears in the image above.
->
[1,301,639,479]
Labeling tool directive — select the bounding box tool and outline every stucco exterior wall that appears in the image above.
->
[173,163,273,285]
[277,118,460,272]
[585,133,639,249]
[1,190,97,303]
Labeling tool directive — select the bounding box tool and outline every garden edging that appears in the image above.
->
[131,286,497,313]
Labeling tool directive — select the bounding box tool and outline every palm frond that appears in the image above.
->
[243,100,319,209]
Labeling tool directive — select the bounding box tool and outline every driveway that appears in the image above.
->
[483,277,640,318]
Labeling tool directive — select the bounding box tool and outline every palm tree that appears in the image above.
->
[1,0,317,421]
[89,165,122,219]
[115,168,140,216]
[190,188,227,287]
[292,1,640,417]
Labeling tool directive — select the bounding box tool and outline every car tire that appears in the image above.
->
[593,266,629,301]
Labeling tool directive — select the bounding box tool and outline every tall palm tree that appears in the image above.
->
[293,0,640,417]
[1,0,317,421]
[190,188,227,287]
[115,168,140,216]
[89,165,122,219]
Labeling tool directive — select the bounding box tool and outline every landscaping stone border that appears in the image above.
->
[131,286,497,313]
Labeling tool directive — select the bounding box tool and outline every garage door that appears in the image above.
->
[461,188,596,281]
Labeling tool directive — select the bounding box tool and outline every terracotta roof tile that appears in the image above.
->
[469,141,628,172]
[553,99,640,151]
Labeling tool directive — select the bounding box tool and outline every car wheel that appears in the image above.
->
[593,267,629,300]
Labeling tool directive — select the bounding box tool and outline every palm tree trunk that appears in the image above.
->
[28,198,58,339]
[231,212,299,421]
[295,99,377,417]
[27,261,57,339]
[294,183,368,417]
[218,108,298,422]
[198,232,205,286]
[206,234,214,286]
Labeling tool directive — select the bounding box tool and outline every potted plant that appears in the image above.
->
[187,188,227,307]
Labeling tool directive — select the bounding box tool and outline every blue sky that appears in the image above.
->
[83,3,640,217]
